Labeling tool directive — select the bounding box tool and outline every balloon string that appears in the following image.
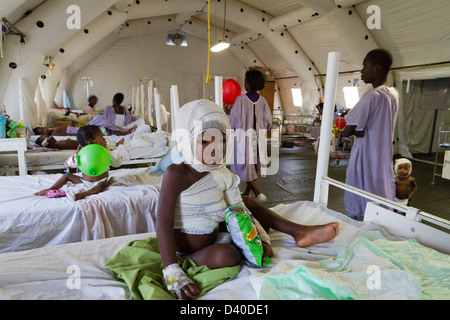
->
[206,0,211,83]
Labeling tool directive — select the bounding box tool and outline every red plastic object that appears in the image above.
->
[222,79,242,105]
[335,117,346,129]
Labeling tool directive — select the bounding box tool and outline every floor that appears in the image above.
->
[243,137,450,223]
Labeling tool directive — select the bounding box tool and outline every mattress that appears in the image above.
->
[0,166,163,253]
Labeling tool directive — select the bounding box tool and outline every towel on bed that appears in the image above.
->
[105,237,240,300]
[252,231,450,300]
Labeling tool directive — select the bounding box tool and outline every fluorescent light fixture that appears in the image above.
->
[291,88,303,107]
[166,34,188,47]
[211,41,230,52]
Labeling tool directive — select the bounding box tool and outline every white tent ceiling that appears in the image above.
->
[0,0,449,128]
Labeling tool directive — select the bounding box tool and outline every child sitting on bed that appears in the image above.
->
[157,99,339,300]
[33,125,117,201]
[394,158,417,206]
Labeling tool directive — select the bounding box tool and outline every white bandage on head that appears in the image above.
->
[162,263,194,299]
[173,99,232,173]
[395,158,412,177]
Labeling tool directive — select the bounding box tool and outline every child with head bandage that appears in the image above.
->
[394,158,417,206]
[156,99,340,300]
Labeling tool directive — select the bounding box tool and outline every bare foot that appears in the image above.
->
[34,189,50,196]
[294,222,339,248]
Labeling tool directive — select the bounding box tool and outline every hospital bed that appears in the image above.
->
[0,132,169,175]
[0,166,163,254]
[0,196,448,300]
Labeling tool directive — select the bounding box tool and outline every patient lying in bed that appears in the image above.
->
[34,125,114,201]
[34,135,79,150]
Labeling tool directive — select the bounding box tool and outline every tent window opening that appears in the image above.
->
[343,86,360,109]
[291,88,303,107]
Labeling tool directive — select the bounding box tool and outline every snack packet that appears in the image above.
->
[224,206,271,267]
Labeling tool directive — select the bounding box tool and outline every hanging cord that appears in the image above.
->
[222,0,227,42]
[206,0,211,83]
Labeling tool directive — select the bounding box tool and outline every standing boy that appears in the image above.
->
[342,49,399,220]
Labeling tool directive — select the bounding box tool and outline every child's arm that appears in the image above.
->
[34,173,80,196]
[73,178,113,201]
[156,165,198,299]
[409,177,417,201]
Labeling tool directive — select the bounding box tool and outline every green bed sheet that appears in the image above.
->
[106,237,240,300]
[256,232,450,300]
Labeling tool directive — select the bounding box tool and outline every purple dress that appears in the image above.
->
[228,93,272,182]
[102,106,135,127]
[87,106,137,133]
[344,86,399,219]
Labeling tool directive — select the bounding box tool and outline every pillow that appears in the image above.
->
[224,206,271,267]
[155,150,184,172]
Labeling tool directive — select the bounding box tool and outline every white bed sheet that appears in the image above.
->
[0,201,400,300]
[0,167,163,254]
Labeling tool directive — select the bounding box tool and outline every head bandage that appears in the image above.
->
[174,99,231,172]
[395,158,412,177]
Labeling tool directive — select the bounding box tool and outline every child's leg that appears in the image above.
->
[174,229,241,269]
[34,173,75,196]
[245,180,261,197]
[66,173,83,184]
[183,243,242,269]
[242,195,339,248]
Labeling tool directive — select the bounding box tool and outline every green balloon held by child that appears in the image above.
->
[77,144,111,176]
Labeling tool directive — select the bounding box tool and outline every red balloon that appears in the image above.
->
[335,117,346,129]
[222,79,241,105]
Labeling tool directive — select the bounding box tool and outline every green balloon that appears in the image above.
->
[77,144,111,176]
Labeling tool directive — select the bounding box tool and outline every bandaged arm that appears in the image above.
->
[162,263,194,299]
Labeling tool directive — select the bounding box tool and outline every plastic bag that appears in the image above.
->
[225,206,271,267]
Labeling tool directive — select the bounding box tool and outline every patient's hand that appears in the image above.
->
[73,193,86,201]
[262,242,274,263]
[180,283,200,300]
[116,138,125,146]
[354,130,365,138]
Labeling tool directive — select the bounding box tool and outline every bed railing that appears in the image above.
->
[320,176,450,231]
[319,176,450,255]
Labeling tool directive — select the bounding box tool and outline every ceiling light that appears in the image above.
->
[211,41,230,52]
[166,34,188,47]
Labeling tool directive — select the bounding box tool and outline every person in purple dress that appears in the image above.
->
[102,93,137,128]
[342,49,399,221]
[228,70,272,202]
